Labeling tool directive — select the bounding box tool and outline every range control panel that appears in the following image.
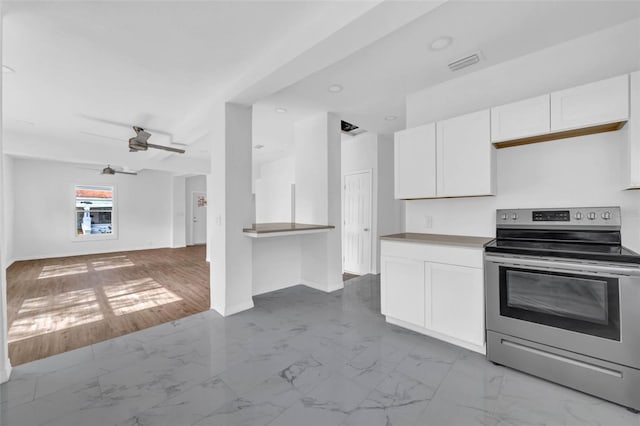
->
[497,207,621,228]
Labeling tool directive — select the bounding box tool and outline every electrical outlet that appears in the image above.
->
[424,215,433,229]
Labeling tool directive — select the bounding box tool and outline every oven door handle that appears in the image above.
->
[484,254,640,276]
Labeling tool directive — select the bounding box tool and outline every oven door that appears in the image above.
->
[485,254,640,368]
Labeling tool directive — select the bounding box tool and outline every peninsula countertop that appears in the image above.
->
[243,222,335,238]
[380,232,493,248]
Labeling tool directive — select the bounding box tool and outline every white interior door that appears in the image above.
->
[191,192,207,245]
[343,170,372,275]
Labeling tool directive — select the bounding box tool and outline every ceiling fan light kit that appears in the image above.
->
[128,126,186,154]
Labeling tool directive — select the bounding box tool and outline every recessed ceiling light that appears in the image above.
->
[430,36,453,51]
[2,65,15,73]
[275,107,287,113]
[328,84,343,93]
[384,115,398,121]
[253,144,264,149]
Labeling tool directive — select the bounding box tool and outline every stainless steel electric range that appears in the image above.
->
[484,206,640,412]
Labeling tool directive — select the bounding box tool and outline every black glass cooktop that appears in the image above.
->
[485,239,640,264]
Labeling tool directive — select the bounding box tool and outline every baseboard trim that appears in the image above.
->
[385,316,486,355]
[211,299,254,317]
[11,245,175,262]
[302,279,344,293]
[0,358,12,384]
[253,281,300,296]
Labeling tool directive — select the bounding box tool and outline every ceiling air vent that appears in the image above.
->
[341,120,366,135]
[448,52,481,72]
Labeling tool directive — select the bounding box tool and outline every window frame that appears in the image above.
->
[72,184,118,242]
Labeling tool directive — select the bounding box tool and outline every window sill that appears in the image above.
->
[73,233,118,242]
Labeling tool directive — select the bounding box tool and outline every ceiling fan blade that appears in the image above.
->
[146,143,186,154]
[115,170,138,175]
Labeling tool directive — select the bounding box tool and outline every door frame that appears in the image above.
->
[342,169,373,275]
[190,191,207,246]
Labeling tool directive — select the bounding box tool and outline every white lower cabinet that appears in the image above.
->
[429,263,484,347]
[381,256,425,327]
[381,240,486,353]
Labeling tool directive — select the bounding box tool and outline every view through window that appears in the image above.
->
[75,185,114,236]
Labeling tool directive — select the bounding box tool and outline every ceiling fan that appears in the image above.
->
[129,126,186,154]
[102,165,137,176]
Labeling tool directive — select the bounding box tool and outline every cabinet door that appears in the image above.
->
[394,123,436,199]
[428,262,484,347]
[436,109,494,197]
[381,256,425,327]
[550,74,629,132]
[628,71,640,189]
[491,95,550,142]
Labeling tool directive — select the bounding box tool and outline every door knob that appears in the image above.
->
[363,228,370,231]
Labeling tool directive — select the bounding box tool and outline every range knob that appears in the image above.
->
[602,211,611,220]
[587,211,597,220]
[501,213,508,220]
[574,212,583,220]
[511,213,518,220]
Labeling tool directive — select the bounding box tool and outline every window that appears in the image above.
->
[75,185,115,237]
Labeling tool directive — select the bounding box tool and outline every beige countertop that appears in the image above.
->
[243,222,335,235]
[380,232,494,248]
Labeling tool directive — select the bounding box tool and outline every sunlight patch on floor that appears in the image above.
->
[103,278,182,316]
[91,255,135,271]
[8,289,103,342]
[37,263,88,279]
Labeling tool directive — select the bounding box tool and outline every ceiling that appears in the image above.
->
[4,1,640,171]
[2,0,382,173]
[257,0,640,144]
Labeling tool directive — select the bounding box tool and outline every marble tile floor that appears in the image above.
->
[0,274,638,426]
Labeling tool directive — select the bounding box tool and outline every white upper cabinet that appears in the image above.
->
[491,94,550,142]
[627,71,640,189]
[550,74,629,132]
[394,123,436,199]
[437,109,495,197]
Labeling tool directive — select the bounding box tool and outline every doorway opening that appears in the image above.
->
[191,191,207,245]
[186,175,207,246]
[342,169,373,277]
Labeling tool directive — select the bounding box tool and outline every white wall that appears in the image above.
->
[12,158,175,260]
[185,175,206,245]
[294,113,329,224]
[3,155,14,266]
[171,176,186,248]
[255,155,294,223]
[376,134,403,264]
[404,19,640,252]
[0,10,10,381]
[209,103,255,316]
[252,236,301,295]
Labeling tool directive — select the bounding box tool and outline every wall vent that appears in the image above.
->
[448,52,481,72]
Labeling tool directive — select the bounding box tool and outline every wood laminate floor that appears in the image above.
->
[6,246,210,366]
